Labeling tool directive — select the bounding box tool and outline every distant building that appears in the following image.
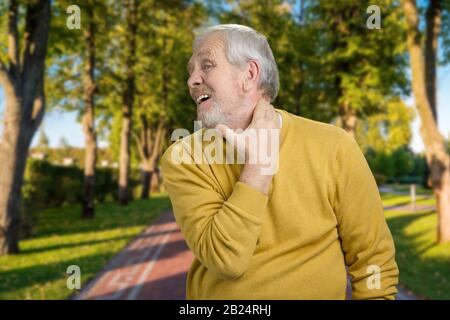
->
[62,157,76,166]
[30,152,47,160]
[100,160,109,167]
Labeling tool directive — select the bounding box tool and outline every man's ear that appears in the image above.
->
[243,60,261,92]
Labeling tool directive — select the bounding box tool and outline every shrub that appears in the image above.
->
[20,159,141,238]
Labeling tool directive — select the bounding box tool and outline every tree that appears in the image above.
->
[0,0,51,255]
[58,136,70,149]
[79,2,97,218]
[214,0,408,137]
[58,136,71,158]
[47,0,112,218]
[131,1,206,198]
[296,0,407,138]
[356,98,415,154]
[425,0,440,122]
[134,113,166,199]
[37,127,50,150]
[98,0,206,200]
[118,0,139,205]
[402,0,450,243]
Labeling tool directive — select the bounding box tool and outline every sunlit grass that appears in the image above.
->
[381,193,435,207]
[382,194,450,300]
[0,194,172,300]
[2,189,448,300]
[383,183,433,195]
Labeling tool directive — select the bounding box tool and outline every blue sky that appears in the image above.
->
[0,62,449,152]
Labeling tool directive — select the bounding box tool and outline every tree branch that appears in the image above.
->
[151,119,165,160]
[8,0,20,78]
[425,0,441,121]
[21,0,51,81]
[132,131,145,161]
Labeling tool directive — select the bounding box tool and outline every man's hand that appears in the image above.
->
[215,98,281,195]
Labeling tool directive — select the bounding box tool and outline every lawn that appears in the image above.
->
[382,183,433,195]
[1,188,449,300]
[0,194,172,300]
[381,193,450,300]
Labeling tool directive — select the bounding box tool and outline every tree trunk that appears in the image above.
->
[0,0,51,255]
[339,102,357,139]
[118,0,138,205]
[425,0,441,122]
[140,162,153,199]
[150,167,161,193]
[135,118,165,199]
[403,0,450,243]
[82,8,97,219]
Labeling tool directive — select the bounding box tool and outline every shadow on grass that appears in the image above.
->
[0,251,119,298]
[20,228,178,255]
[0,196,174,298]
[32,196,172,238]
[386,210,450,300]
[0,236,189,297]
[0,208,192,299]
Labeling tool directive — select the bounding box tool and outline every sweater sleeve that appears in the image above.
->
[161,141,269,281]
[331,130,399,300]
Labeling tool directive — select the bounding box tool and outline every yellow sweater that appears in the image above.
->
[161,109,399,300]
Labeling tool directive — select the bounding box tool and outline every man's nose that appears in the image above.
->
[187,70,203,88]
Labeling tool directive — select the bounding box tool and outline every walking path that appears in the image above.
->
[73,210,194,300]
[75,190,431,300]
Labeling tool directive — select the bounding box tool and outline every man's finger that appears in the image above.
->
[215,124,235,142]
[253,97,270,118]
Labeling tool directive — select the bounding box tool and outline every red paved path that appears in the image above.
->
[74,210,194,300]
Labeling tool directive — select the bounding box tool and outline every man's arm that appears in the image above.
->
[161,141,269,281]
[331,130,399,300]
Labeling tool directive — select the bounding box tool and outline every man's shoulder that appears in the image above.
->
[278,109,346,144]
[162,128,204,166]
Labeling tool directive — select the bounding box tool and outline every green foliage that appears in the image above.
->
[36,128,50,150]
[21,159,143,238]
[365,147,429,187]
[309,0,409,119]
[357,98,415,154]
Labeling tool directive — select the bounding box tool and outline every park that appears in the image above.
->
[0,0,449,302]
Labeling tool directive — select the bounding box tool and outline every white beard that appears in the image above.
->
[197,100,230,128]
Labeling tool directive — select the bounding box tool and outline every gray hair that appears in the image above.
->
[194,24,279,102]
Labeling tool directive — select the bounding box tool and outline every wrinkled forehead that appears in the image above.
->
[187,33,226,71]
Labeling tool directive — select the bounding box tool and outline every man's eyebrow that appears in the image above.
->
[196,49,213,58]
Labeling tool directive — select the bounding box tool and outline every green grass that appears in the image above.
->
[383,183,433,195]
[2,189,448,300]
[0,194,172,300]
[382,194,450,300]
[381,193,435,207]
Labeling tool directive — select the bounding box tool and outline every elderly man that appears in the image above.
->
[161,24,399,300]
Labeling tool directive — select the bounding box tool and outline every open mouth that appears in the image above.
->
[196,94,211,105]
